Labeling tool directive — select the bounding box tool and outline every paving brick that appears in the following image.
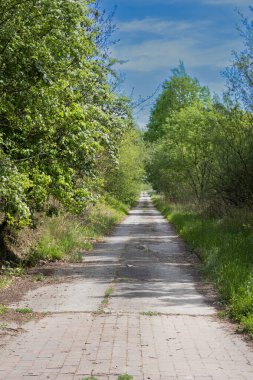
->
[0,195,253,380]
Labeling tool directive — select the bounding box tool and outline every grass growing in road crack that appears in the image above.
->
[140,311,161,316]
[94,286,114,314]
[153,195,253,337]
[15,307,33,314]
[101,287,114,306]
[118,375,134,380]
[82,375,133,380]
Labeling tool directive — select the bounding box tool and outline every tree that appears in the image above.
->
[144,63,210,142]
[0,0,129,226]
[146,103,218,202]
[105,121,145,205]
[224,8,253,111]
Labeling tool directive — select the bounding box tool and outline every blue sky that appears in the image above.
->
[101,0,252,128]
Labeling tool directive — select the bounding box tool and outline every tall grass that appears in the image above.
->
[28,197,128,264]
[153,196,253,336]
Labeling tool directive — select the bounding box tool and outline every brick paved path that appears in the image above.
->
[1,194,253,379]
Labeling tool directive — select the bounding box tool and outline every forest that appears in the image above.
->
[0,0,253,336]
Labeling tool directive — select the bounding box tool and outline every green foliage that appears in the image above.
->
[0,264,25,290]
[0,0,130,227]
[105,125,145,206]
[32,273,45,282]
[0,304,7,314]
[118,374,134,380]
[145,61,253,209]
[154,196,253,335]
[240,315,253,338]
[146,103,218,202]
[145,62,210,142]
[0,275,12,290]
[81,377,134,380]
[28,197,129,263]
[104,287,114,298]
[101,287,114,306]
[140,311,161,316]
[3,265,25,277]
[31,215,89,262]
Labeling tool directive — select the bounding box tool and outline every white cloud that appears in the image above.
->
[113,37,241,73]
[118,17,202,36]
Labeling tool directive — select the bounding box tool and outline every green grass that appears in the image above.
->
[0,275,12,290]
[140,311,161,316]
[0,322,8,329]
[101,287,114,306]
[0,304,8,314]
[118,374,134,380]
[28,197,129,264]
[32,273,45,282]
[0,264,26,290]
[82,376,133,380]
[104,287,114,298]
[153,196,253,337]
[15,307,33,314]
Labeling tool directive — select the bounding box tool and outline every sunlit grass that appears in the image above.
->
[28,197,129,264]
[0,265,26,290]
[0,275,12,290]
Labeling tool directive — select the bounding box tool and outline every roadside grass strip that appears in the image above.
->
[153,196,253,337]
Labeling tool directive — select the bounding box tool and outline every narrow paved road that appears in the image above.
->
[1,194,253,379]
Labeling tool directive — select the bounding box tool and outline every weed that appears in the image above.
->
[6,266,26,277]
[118,277,134,282]
[0,275,12,290]
[81,377,98,380]
[0,322,8,329]
[93,308,104,315]
[32,273,45,282]
[140,311,161,316]
[67,251,83,263]
[0,264,26,290]
[118,374,134,380]
[15,307,33,314]
[241,315,253,337]
[28,198,129,264]
[52,276,60,282]
[104,287,114,298]
[0,304,8,314]
[101,287,114,306]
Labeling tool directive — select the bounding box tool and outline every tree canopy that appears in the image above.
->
[145,13,253,211]
[0,0,142,226]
